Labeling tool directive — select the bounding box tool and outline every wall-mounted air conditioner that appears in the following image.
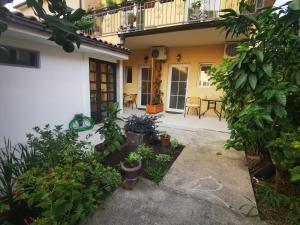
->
[224,42,238,58]
[151,46,167,60]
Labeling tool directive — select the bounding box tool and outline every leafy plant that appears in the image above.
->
[125,114,160,138]
[96,103,124,158]
[124,152,141,167]
[106,0,118,9]
[136,144,154,160]
[155,154,171,164]
[210,0,300,187]
[191,0,201,10]
[143,161,166,183]
[170,139,179,150]
[26,124,88,167]
[16,154,121,225]
[25,0,94,52]
[160,131,170,138]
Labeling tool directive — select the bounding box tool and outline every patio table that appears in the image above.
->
[200,99,222,121]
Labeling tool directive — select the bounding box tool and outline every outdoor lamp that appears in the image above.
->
[144,56,149,63]
[176,54,181,62]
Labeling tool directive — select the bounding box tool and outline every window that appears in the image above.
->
[125,66,132,84]
[198,64,212,87]
[0,45,40,68]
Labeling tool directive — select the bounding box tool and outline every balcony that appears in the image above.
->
[83,0,258,38]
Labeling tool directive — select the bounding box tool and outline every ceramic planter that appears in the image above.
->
[121,160,142,180]
[160,135,171,146]
[126,131,153,147]
[146,103,163,114]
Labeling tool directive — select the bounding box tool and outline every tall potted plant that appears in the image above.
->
[95,103,125,159]
[146,67,164,114]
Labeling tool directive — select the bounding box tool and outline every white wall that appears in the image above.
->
[0,36,89,146]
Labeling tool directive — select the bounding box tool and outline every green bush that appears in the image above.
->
[143,161,166,183]
[210,0,300,186]
[136,145,154,160]
[1,125,122,224]
[16,154,121,225]
[96,103,124,158]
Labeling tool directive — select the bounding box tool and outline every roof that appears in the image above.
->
[0,7,130,55]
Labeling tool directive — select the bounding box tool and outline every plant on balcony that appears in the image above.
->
[127,12,137,28]
[188,0,207,21]
[106,0,118,10]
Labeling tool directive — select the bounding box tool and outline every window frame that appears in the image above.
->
[124,66,133,85]
[0,45,40,69]
[197,63,213,88]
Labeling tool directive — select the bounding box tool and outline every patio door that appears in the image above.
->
[89,58,116,123]
[167,65,189,113]
[138,66,152,108]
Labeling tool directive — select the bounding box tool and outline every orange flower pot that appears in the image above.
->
[146,104,163,114]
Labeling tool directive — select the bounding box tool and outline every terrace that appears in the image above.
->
[83,0,261,38]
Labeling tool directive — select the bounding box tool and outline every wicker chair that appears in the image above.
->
[184,97,201,119]
[123,94,137,109]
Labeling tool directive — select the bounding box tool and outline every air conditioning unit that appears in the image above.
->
[151,46,167,60]
[224,42,238,58]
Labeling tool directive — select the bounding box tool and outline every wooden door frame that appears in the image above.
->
[89,58,117,123]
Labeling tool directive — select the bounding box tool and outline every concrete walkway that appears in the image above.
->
[82,128,264,225]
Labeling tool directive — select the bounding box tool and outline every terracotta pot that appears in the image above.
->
[160,135,170,146]
[121,160,142,180]
[146,103,163,114]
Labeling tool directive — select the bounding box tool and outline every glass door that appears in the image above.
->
[167,65,189,112]
[138,66,152,108]
[89,59,116,123]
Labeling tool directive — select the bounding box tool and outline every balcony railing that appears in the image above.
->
[83,0,257,37]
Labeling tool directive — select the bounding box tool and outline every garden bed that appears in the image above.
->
[245,153,300,225]
[98,140,184,183]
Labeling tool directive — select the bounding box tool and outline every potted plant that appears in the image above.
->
[121,152,142,182]
[127,12,137,30]
[160,131,171,146]
[124,114,160,147]
[95,103,125,159]
[146,65,164,114]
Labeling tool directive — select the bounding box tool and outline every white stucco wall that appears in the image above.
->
[0,33,125,146]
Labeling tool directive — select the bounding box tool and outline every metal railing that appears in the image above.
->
[83,0,255,37]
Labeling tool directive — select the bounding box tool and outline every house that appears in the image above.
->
[63,0,275,114]
[0,7,130,146]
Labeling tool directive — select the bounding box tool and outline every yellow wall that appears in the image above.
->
[123,44,224,115]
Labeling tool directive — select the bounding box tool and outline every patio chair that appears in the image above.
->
[184,97,201,119]
[123,94,137,109]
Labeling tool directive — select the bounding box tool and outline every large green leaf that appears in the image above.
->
[273,105,287,118]
[262,64,273,77]
[235,72,248,89]
[275,91,286,106]
[248,73,257,90]
[253,49,264,62]
[249,62,256,72]
[290,166,300,182]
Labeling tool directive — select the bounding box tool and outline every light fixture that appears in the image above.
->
[176,54,181,62]
[144,56,149,63]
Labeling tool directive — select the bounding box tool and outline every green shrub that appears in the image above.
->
[155,154,171,164]
[143,161,166,183]
[96,103,124,158]
[170,139,179,150]
[1,125,121,224]
[136,144,154,160]
[16,153,121,225]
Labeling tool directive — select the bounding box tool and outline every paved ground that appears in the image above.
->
[81,127,264,225]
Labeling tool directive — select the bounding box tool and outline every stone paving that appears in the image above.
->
[81,127,265,225]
